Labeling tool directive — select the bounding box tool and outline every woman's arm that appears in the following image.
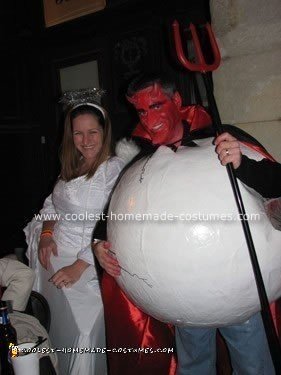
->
[38,220,58,269]
[37,193,59,269]
[92,157,125,277]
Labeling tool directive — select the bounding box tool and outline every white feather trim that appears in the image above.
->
[115,138,140,164]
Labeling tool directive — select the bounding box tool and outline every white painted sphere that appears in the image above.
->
[108,139,281,327]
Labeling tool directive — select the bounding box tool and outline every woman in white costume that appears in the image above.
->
[24,89,124,374]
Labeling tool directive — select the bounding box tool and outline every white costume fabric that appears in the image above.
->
[24,156,124,375]
[108,139,281,327]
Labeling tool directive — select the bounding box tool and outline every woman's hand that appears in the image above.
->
[215,132,242,169]
[38,236,58,270]
[49,259,90,288]
[93,241,121,277]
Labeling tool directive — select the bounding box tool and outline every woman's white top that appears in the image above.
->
[25,156,125,276]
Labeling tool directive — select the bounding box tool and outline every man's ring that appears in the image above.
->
[226,149,230,156]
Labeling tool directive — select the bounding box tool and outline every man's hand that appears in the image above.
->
[215,132,242,169]
[38,236,58,270]
[49,259,90,288]
[93,241,121,277]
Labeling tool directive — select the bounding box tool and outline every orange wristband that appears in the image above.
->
[40,230,53,239]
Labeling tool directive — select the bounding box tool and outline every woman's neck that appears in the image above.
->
[79,159,92,175]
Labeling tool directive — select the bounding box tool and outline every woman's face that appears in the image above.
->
[72,113,103,165]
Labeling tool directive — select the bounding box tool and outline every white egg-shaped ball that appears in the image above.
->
[108,139,281,327]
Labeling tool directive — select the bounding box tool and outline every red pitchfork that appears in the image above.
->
[172,20,281,372]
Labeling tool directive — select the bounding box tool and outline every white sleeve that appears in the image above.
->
[104,157,125,197]
[77,244,95,265]
[77,157,125,265]
[38,193,57,220]
[24,189,58,273]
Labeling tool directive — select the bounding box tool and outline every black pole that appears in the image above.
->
[203,73,281,372]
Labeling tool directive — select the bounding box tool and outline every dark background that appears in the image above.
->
[0,0,211,254]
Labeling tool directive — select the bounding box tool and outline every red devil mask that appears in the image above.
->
[127,83,184,145]
[127,83,212,145]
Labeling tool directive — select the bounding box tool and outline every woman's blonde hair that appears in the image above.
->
[60,104,113,181]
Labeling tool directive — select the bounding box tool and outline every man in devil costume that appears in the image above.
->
[93,74,280,374]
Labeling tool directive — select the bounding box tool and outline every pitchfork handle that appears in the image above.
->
[204,74,281,371]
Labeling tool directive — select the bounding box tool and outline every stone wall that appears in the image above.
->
[210,0,281,160]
